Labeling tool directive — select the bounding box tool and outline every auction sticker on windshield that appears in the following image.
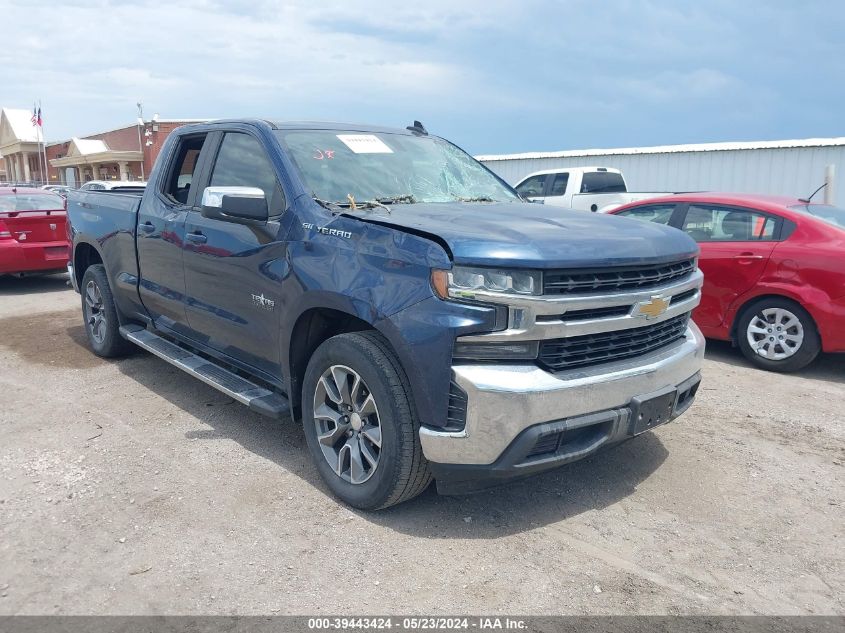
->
[336,134,394,154]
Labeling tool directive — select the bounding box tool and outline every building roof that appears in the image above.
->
[71,137,109,155]
[49,136,142,168]
[476,137,845,162]
[0,108,40,144]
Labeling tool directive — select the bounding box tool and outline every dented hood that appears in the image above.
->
[355,202,698,269]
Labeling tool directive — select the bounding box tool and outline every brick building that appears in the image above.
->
[0,106,206,186]
[47,118,208,186]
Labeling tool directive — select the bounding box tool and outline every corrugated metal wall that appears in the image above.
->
[480,146,845,208]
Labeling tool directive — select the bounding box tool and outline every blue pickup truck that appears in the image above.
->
[66,119,705,509]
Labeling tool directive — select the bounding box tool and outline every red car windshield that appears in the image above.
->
[0,192,65,213]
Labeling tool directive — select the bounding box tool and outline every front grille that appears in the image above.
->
[543,259,695,295]
[538,313,690,371]
[670,288,698,304]
[537,305,631,322]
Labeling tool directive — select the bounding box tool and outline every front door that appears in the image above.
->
[182,130,289,379]
[678,204,779,328]
[136,133,208,336]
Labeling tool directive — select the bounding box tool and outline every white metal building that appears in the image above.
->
[477,138,845,208]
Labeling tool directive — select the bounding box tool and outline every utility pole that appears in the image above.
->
[136,101,145,180]
[824,164,835,205]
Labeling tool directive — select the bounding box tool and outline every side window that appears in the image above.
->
[549,173,569,196]
[682,205,778,242]
[164,135,206,205]
[515,174,547,197]
[616,204,675,225]
[209,133,284,213]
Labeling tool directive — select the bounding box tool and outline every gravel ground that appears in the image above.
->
[0,274,842,615]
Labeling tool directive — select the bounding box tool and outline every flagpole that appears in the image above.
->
[38,100,48,185]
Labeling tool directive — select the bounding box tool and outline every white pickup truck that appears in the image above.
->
[513,166,673,213]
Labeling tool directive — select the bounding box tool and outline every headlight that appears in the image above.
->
[440,266,541,298]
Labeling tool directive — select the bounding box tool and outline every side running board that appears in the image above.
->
[119,324,290,419]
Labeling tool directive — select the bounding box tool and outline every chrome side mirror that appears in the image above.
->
[201,186,268,223]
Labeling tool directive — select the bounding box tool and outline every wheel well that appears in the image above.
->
[288,308,374,412]
[730,294,819,342]
[73,243,103,288]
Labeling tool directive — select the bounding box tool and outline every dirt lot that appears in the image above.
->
[0,274,842,615]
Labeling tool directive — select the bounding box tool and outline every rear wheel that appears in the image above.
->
[736,297,820,372]
[302,331,432,509]
[80,265,134,358]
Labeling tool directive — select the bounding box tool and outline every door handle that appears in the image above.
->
[139,221,155,233]
[186,231,208,244]
[733,253,764,259]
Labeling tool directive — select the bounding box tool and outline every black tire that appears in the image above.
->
[736,297,820,372]
[302,331,432,510]
[80,264,134,358]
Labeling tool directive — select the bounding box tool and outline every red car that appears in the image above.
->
[610,193,845,372]
[0,187,69,276]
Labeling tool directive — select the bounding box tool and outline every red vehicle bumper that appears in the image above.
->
[0,240,69,275]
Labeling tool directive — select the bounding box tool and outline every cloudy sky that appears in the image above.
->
[2,0,843,154]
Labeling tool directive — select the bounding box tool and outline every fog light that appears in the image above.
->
[453,341,539,360]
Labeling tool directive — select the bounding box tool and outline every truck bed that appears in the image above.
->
[66,189,144,318]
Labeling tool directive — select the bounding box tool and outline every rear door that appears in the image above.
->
[541,172,572,206]
[181,130,288,378]
[136,133,210,335]
[678,203,779,328]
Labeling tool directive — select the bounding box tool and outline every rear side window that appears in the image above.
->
[581,171,626,193]
[164,135,207,205]
[616,204,675,225]
[682,205,778,242]
[0,193,64,212]
[515,174,547,197]
[549,173,569,196]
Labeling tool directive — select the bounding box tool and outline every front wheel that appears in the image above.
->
[736,298,820,372]
[301,331,432,510]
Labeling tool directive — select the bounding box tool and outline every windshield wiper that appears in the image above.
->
[374,194,416,205]
[313,195,391,214]
[454,195,496,203]
[356,200,392,213]
[312,196,342,211]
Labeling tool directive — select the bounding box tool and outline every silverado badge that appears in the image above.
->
[634,296,670,319]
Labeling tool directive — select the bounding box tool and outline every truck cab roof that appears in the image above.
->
[174,118,424,138]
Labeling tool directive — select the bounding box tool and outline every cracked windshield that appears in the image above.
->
[278,130,519,205]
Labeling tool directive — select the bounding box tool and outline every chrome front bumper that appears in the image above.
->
[420,321,705,466]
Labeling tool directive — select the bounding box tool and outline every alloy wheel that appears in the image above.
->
[84,280,107,344]
[312,365,382,484]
